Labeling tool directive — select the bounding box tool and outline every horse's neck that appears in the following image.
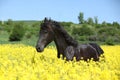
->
[54,33,68,54]
[53,25,78,56]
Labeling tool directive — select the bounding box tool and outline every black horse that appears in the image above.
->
[36,18,104,61]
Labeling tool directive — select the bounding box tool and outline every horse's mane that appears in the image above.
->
[52,20,78,47]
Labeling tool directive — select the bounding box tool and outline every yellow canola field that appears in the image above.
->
[0,44,120,80]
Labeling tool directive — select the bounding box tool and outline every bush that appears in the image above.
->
[97,26,120,42]
[4,25,13,33]
[72,24,94,36]
[25,32,32,39]
[72,24,95,41]
[105,37,115,45]
[78,36,87,41]
[9,22,25,41]
[98,27,118,36]
[88,35,97,41]
[60,22,73,33]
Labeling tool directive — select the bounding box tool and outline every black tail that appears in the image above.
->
[89,43,104,56]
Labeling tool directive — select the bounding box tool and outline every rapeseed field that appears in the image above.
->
[0,44,120,80]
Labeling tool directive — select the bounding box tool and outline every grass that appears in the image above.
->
[0,30,120,47]
[0,31,55,47]
[0,31,36,46]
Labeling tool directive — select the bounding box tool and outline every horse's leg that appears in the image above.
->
[89,43,104,56]
[76,56,81,61]
[57,52,60,58]
[62,54,65,60]
[93,53,99,61]
[91,47,99,61]
[85,45,99,61]
[75,48,81,61]
[57,51,65,59]
[65,46,74,61]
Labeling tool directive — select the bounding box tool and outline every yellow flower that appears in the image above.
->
[0,44,120,80]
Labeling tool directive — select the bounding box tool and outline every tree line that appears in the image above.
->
[61,12,120,45]
[0,12,120,45]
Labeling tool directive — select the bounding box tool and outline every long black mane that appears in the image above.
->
[51,20,78,47]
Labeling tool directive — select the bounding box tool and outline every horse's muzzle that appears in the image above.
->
[36,46,44,52]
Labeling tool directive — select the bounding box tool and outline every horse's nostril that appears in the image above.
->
[36,46,44,52]
[36,47,40,52]
[37,47,40,50]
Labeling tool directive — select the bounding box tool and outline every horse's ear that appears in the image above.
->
[44,17,48,22]
[49,18,51,22]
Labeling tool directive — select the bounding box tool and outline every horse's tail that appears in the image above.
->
[89,43,104,56]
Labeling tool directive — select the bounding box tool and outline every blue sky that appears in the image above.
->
[0,0,120,23]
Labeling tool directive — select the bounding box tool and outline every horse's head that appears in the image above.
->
[36,18,55,52]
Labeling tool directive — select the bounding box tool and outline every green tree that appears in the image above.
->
[0,21,2,25]
[113,22,120,28]
[102,21,107,27]
[9,22,25,41]
[78,12,84,24]
[3,19,14,33]
[6,19,13,25]
[94,16,98,24]
[87,17,94,25]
